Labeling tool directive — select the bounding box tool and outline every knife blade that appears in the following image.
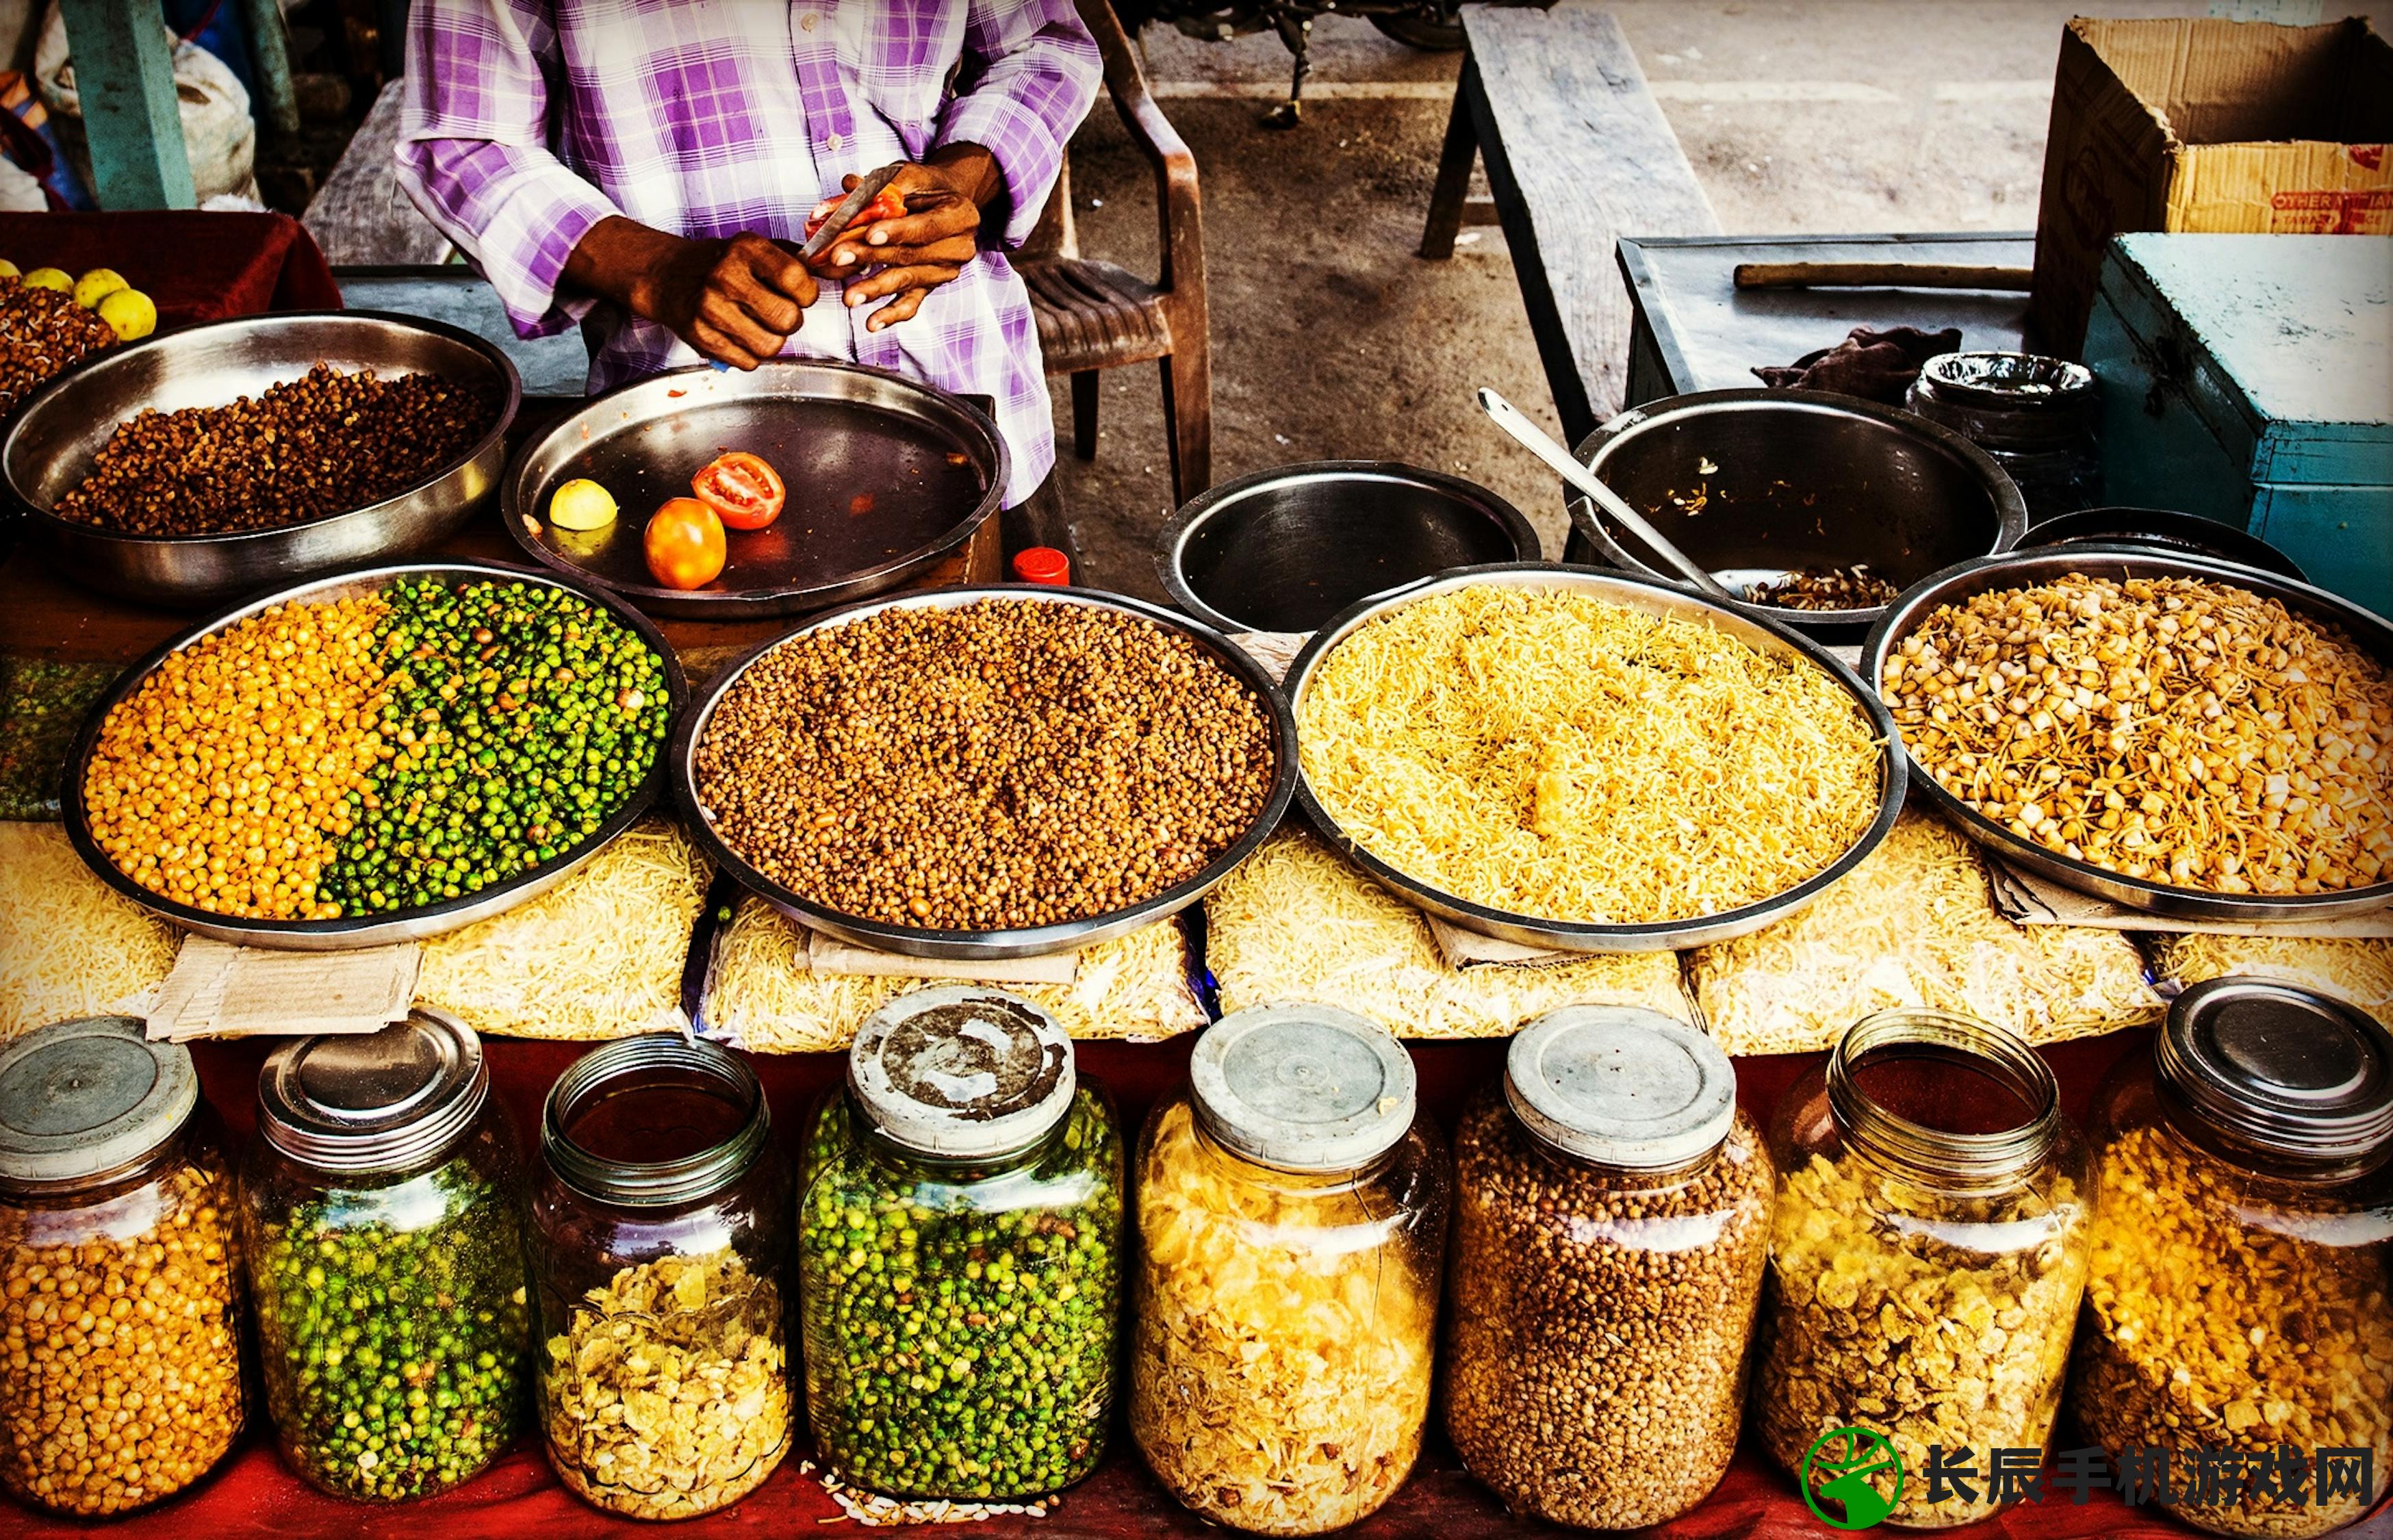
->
[799,162,908,262]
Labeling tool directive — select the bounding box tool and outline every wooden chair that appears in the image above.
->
[1019,0,1210,503]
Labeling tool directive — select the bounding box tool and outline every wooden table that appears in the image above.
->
[0,402,1005,681]
[1418,4,1720,444]
[1617,231,2038,405]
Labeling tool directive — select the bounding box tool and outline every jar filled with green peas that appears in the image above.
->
[798,986,1123,1501]
[240,1010,530,1502]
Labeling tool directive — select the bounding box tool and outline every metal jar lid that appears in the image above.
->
[2158,977,2393,1170]
[1506,1005,1737,1170]
[1190,1003,1416,1172]
[849,986,1075,1160]
[0,1017,199,1190]
[543,1034,769,1207]
[257,1009,490,1172]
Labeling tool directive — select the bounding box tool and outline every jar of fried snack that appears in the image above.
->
[2073,979,2392,1538]
[799,986,1123,1501]
[241,1010,530,1502]
[532,1034,794,1519]
[0,1017,244,1517]
[1755,1009,2091,1529]
[1445,1005,1771,1529]
[1131,1004,1446,1535]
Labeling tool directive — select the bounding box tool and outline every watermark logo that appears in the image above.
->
[1798,1426,1905,1530]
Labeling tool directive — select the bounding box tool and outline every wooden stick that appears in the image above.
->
[1733,261,2034,292]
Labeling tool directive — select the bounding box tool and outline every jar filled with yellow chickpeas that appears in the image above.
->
[0,1017,245,1517]
[2073,979,2392,1539]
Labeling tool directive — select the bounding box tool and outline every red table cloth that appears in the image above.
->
[8,1032,2388,1539]
[0,211,340,329]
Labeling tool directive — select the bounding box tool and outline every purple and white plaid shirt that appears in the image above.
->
[394,0,1101,505]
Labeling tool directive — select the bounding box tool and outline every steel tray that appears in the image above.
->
[504,359,1006,619]
[1282,562,1908,952]
[1863,546,2393,922]
[5,311,522,609]
[674,585,1298,960]
[62,560,688,951]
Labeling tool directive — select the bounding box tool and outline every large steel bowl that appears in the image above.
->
[504,359,1006,619]
[63,560,687,951]
[1158,461,1539,634]
[674,585,1298,960]
[1283,563,1907,952]
[5,312,521,609]
[1864,546,2393,922]
[1563,389,2027,632]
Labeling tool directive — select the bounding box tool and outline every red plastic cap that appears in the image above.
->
[1012,547,1071,585]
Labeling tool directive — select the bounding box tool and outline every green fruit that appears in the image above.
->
[548,477,618,531]
[21,266,71,293]
[0,259,19,279]
[73,267,129,308]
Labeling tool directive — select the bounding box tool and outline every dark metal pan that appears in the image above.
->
[503,359,1006,619]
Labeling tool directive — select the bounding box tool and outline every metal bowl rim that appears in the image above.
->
[500,358,1007,611]
[2019,506,2309,584]
[1157,459,1541,634]
[672,581,1299,958]
[4,309,525,548]
[1570,386,2032,628]
[60,556,688,945]
[1282,559,1909,947]
[1861,543,2393,919]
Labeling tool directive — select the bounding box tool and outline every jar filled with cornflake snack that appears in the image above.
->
[1444,1005,1769,1529]
[1755,1010,2091,1530]
[0,1018,245,1517]
[2073,979,2392,1539]
[1130,1004,1447,1535]
[530,1034,794,1519]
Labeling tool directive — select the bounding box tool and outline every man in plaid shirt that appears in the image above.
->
[396,1,1102,507]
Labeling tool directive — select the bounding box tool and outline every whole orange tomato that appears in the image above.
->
[644,497,727,589]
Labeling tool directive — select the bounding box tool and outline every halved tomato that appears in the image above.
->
[645,497,727,590]
[692,450,786,530]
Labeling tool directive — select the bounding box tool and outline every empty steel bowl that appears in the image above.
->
[1160,461,1539,634]
[1563,389,2027,630]
[5,311,520,608]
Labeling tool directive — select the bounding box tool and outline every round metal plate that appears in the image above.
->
[673,584,1298,960]
[1860,544,2393,922]
[4,311,522,610]
[1281,561,1908,953]
[61,559,689,951]
[503,359,1006,620]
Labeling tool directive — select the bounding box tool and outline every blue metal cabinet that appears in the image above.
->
[2084,233,2392,618]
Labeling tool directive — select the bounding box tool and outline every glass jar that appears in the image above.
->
[530,1034,793,1519]
[240,1009,530,1502]
[0,1017,245,1517]
[1444,1005,1771,1528]
[2072,979,2392,1538]
[799,986,1123,1500]
[1754,1009,2092,1529]
[1131,1004,1448,1535]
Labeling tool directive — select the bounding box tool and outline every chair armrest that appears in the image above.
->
[1076,0,1202,296]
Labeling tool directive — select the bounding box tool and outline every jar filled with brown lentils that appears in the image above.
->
[0,1016,246,1518]
[1444,1005,1771,1530]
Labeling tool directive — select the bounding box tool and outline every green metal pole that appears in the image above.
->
[240,0,301,138]
[55,0,196,209]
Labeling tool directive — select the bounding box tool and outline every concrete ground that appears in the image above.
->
[1051,0,2391,598]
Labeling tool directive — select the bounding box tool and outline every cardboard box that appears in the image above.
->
[2028,16,2393,356]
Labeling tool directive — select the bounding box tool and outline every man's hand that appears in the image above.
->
[812,146,1004,331]
[563,218,818,370]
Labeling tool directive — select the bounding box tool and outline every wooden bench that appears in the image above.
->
[1420,4,1719,444]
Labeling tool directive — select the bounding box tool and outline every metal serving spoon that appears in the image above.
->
[1476,387,1741,604]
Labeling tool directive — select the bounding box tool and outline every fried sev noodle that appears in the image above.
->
[1296,586,1882,926]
